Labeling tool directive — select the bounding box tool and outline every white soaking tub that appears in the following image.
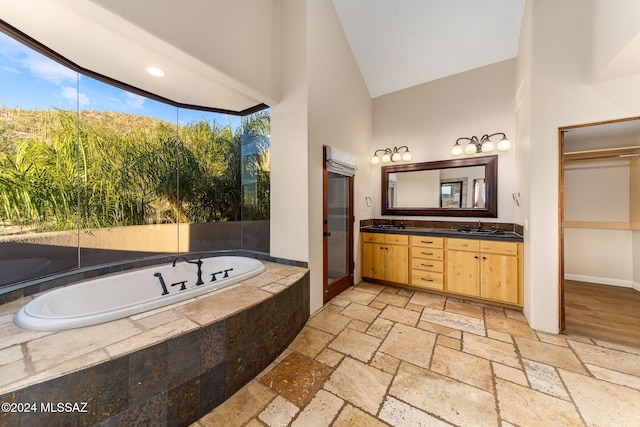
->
[14,256,265,331]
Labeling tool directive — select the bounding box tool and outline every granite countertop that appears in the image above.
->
[360,225,524,242]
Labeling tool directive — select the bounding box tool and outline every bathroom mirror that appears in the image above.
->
[381,155,498,217]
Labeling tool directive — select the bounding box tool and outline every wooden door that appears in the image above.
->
[323,146,354,303]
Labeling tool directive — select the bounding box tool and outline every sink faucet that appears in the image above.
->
[172,256,204,286]
[477,220,482,231]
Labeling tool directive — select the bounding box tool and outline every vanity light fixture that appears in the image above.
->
[370,146,412,164]
[451,133,511,156]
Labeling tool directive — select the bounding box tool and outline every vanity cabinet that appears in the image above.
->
[446,238,521,305]
[361,232,409,284]
[360,230,523,307]
[409,236,444,290]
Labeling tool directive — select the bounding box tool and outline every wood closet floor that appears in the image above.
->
[564,280,640,348]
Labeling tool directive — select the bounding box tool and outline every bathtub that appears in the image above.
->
[14,256,265,331]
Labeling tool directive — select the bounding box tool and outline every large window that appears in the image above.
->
[0,30,270,288]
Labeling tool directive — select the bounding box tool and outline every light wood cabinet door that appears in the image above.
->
[446,250,480,297]
[361,235,408,284]
[480,253,519,304]
[385,244,409,284]
[362,242,385,280]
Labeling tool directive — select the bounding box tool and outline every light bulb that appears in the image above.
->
[402,151,412,161]
[371,155,380,164]
[391,152,401,162]
[382,153,391,163]
[481,140,494,152]
[451,144,463,156]
[497,138,511,151]
[464,143,477,155]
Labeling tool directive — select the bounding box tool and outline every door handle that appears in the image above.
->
[323,231,331,236]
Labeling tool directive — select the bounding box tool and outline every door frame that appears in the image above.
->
[558,116,640,331]
[322,146,354,303]
[558,127,566,331]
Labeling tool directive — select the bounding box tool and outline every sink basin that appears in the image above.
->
[372,224,406,230]
[457,228,504,235]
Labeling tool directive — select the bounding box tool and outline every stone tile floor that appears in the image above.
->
[193,282,640,427]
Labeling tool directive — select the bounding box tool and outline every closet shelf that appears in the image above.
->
[564,146,640,162]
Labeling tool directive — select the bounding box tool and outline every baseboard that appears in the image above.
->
[564,273,633,288]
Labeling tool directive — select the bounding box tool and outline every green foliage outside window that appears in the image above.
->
[0,107,270,234]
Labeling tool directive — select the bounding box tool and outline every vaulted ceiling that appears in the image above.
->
[0,0,526,113]
[332,0,525,97]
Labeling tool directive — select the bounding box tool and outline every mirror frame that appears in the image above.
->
[381,155,498,217]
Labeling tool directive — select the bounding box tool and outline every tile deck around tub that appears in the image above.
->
[0,261,308,395]
[196,282,640,427]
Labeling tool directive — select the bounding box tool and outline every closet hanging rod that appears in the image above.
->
[565,153,640,162]
[564,145,640,155]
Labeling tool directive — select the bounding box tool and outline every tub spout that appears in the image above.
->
[172,256,204,286]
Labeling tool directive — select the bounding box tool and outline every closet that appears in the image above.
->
[561,119,640,347]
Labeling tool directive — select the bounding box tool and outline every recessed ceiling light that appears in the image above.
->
[146,66,165,77]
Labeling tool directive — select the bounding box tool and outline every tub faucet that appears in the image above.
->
[172,256,204,286]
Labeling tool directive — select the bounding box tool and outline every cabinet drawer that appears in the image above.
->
[362,232,385,243]
[447,238,480,251]
[410,235,444,248]
[480,240,518,256]
[411,247,444,261]
[411,270,444,290]
[384,234,409,245]
[411,258,444,273]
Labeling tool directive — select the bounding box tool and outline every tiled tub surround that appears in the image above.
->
[0,262,310,426]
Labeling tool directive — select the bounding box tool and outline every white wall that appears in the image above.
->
[516,0,640,333]
[271,0,372,314]
[396,170,440,207]
[564,161,629,222]
[371,60,518,223]
[563,159,633,284]
[307,0,372,313]
[588,0,640,82]
[270,0,309,265]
